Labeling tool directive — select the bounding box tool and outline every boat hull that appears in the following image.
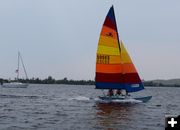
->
[99,95,152,103]
[1,83,28,88]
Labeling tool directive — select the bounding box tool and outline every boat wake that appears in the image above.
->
[68,96,143,104]
[111,98,142,103]
[0,94,41,99]
[68,96,91,101]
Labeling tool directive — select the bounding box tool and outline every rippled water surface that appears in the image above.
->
[0,84,179,130]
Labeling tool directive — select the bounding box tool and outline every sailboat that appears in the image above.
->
[95,6,152,102]
[2,52,29,88]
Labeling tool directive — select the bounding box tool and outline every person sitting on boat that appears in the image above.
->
[115,89,122,96]
[107,89,114,97]
[0,79,3,85]
[125,90,131,98]
[127,92,130,96]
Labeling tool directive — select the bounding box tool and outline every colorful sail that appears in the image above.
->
[95,6,144,92]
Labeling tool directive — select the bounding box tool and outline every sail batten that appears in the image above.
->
[95,6,144,92]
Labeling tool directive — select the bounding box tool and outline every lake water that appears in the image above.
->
[0,84,179,130]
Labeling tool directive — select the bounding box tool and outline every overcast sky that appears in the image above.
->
[0,0,180,80]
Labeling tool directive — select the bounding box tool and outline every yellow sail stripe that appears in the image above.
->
[96,54,121,64]
[98,36,119,48]
[109,55,121,64]
[121,53,132,63]
[97,45,120,55]
[120,41,132,63]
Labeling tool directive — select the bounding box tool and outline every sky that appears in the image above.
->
[0,0,180,80]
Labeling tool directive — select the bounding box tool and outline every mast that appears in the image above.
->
[111,6,124,83]
[111,5,121,52]
[17,52,20,80]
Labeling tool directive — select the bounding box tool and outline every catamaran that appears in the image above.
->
[95,6,152,103]
[2,52,29,88]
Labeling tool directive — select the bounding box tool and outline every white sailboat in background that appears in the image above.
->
[2,52,29,88]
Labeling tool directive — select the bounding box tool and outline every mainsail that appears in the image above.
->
[95,6,144,92]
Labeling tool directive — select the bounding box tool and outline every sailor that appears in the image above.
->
[107,89,114,97]
[127,92,130,96]
[0,79,3,85]
[115,89,122,96]
[125,90,130,98]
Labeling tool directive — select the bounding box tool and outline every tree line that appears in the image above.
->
[0,77,180,87]
[0,76,94,85]
[143,81,180,87]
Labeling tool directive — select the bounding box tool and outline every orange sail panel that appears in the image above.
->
[95,6,144,92]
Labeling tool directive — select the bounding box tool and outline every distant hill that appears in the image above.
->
[144,78,180,87]
[152,79,180,85]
